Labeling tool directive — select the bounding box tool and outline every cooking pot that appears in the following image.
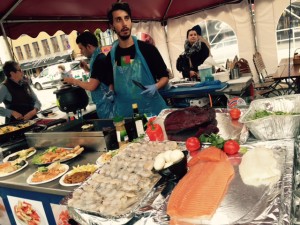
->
[53,85,89,114]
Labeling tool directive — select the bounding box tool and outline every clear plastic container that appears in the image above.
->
[199,65,213,81]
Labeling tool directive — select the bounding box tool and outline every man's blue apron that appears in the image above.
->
[89,47,114,118]
[110,36,167,117]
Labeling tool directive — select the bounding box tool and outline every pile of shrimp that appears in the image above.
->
[68,141,178,217]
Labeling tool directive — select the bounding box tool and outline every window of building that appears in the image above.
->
[50,37,60,53]
[276,1,300,61]
[24,44,32,59]
[42,39,51,55]
[15,46,24,60]
[197,20,239,65]
[100,29,114,46]
[32,42,41,57]
[60,34,70,50]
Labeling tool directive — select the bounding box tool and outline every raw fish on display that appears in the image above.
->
[167,147,234,224]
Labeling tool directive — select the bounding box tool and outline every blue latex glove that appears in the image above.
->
[105,90,115,102]
[141,84,157,97]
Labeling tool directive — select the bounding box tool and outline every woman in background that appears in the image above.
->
[177,25,210,80]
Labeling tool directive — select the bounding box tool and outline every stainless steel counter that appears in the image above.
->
[0,150,102,196]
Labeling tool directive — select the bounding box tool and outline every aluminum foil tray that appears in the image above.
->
[239,94,300,140]
[65,139,293,225]
[66,173,161,221]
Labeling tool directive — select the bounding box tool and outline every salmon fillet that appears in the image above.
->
[167,147,234,224]
[187,146,226,168]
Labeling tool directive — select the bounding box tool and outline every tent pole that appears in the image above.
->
[0,23,14,60]
[163,26,173,75]
[248,1,257,52]
[288,0,292,79]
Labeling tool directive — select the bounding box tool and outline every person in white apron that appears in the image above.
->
[64,31,114,118]
[106,2,169,117]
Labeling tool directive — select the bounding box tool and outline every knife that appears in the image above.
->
[132,79,147,90]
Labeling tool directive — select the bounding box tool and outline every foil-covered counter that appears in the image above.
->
[67,139,294,225]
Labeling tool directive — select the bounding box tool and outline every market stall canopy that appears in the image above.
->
[0,0,241,39]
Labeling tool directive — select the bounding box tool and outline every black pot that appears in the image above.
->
[54,85,89,114]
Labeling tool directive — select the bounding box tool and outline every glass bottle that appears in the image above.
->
[132,103,147,137]
[113,116,128,147]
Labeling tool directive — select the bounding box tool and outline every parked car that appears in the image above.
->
[32,61,88,90]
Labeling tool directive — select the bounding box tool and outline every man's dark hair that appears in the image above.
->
[3,61,19,78]
[107,2,131,25]
[76,31,98,48]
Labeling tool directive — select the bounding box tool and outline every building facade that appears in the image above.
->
[0,31,83,78]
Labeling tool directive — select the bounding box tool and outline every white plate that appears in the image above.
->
[33,147,83,166]
[59,164,99,186]
[0,161,28,178]
[96,150,119,166]
[26,164,69,185]
[3,149,36,162]
[59,170,82,187]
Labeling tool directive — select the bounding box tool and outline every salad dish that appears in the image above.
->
[0,159,28,178]
[3,147,36,162]
[27,162,69,185]
[14,200,40,225]
[59,164,98,186]
[32,145,84,165]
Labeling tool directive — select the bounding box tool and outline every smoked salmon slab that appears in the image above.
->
[167,147,234,224]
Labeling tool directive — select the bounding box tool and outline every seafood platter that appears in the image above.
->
[0,158,28,177]
[3,147,36,162]
[67,141,184,219]
[65,139,294,225]
[27,162,69,185]
[31,145,84,165]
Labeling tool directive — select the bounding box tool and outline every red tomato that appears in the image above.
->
[224,140,240,155]
[229,108,241,120]
[185,137,201,152]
